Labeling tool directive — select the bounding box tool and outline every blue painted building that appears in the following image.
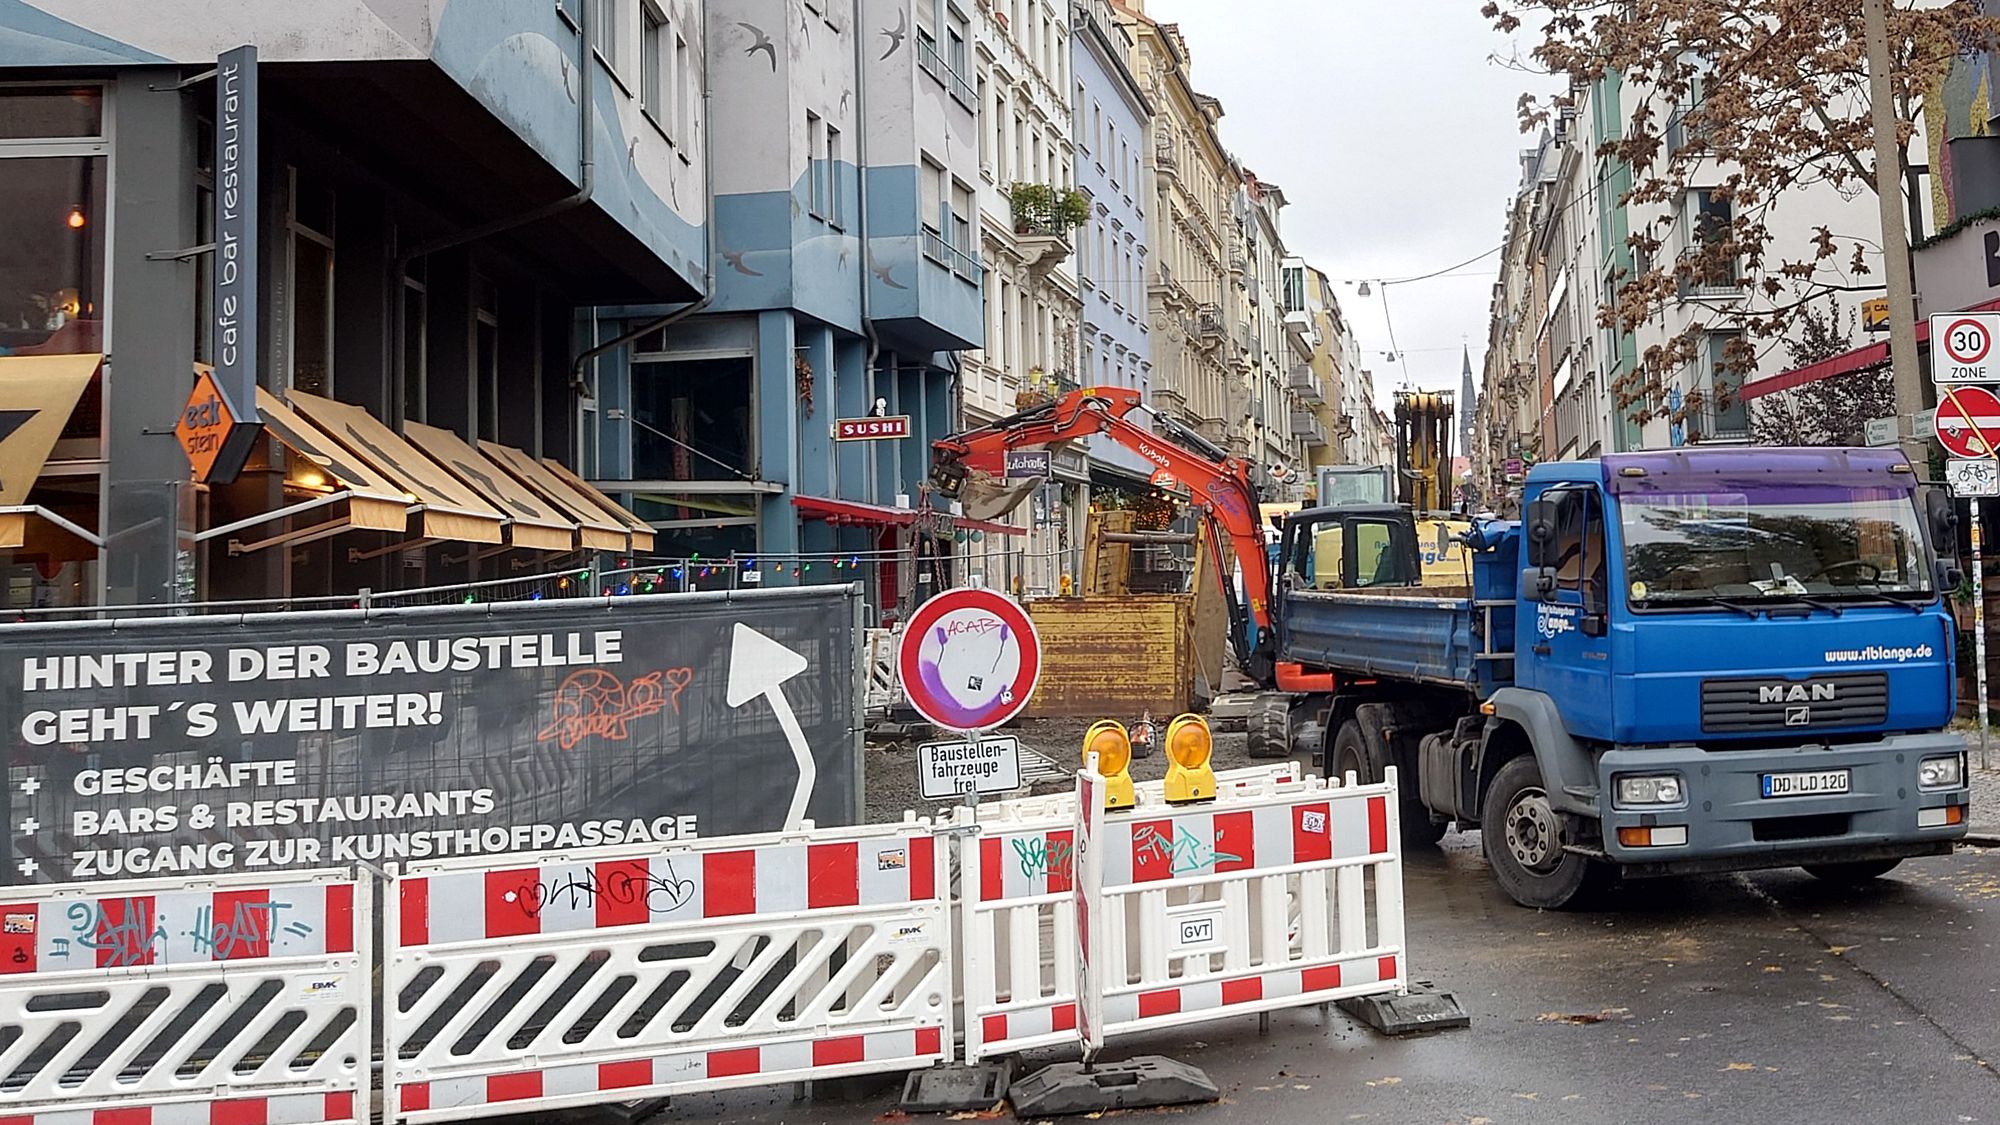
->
[0,1,707,605]
[587,0,987,620]
[1071,0,1154,485]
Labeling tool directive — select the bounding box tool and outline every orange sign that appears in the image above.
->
[177,366,258,483]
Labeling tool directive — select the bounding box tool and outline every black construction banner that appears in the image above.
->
[0,588,860,884]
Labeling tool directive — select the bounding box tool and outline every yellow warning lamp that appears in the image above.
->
[1163,714,1216,805]
[1084,719,1136,811]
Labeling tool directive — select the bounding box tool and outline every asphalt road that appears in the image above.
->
[640,828,2000,1125]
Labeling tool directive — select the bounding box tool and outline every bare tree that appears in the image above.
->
[1483,0,2000,428]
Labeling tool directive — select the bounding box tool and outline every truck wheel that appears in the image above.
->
[1247,694,1293,760]
[1333,712,1447,847]
[1802,859,1902,885]
[1480,755,1607,909]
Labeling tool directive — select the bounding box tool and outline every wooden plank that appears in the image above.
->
[1023,596,1195,718]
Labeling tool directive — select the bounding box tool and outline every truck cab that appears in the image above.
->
[1271,446,1972,908]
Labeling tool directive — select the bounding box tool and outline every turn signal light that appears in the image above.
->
[1163,714,1216,805]
[1083,719,1136,811]
[1617,825,1689,848]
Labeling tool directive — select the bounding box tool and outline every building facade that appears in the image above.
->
[1118,2,1233,451]
[1071,0,1156,488]
[0,0,704,608]
[583,0,985,622]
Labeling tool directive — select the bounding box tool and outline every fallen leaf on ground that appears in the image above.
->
[1722,1062,1757,1072]
[1365,1076,1403,1088]
[1538,1011,1605,1024]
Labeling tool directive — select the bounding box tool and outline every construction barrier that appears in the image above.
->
[0,869,370,1125]
[383,821,953,1121]
[960,769,1406,1062]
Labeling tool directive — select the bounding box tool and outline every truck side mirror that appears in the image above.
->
[1525,498,1559,567]
[1937,559,1964,596]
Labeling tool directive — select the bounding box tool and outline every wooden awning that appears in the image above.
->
[287,391,505,545]
[539,458,657,552]
[402,422,577,552]
[479,442,632,552]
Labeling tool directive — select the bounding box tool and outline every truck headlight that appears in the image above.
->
[1919,754,1964,791]
[1616,774,1684,806]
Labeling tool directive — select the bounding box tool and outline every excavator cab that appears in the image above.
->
[1278,504,1424,593]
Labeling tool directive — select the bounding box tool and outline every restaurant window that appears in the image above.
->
[474,276,500,442]
[282,168,334,396]
[400,261,428,424]
[0,86,108,359]
[631,356,753,484]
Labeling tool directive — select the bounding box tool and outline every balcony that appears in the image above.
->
[1154,136,1180,179]
[1193,303,1224,347]
[1283,308,1312,341]
[1288,364,1323,404]
[917,38,977,109]
[1291,411,1328,446]
[1008,184,1086,276]
[923,228,985,285]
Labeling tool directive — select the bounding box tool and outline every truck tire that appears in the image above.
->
[1331,709,1447,847]
[1802,859,1902,885]
[1247,694,1293,760]
[1480,755,1609,909]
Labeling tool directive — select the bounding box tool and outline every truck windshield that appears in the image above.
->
[1619,485,1932,606]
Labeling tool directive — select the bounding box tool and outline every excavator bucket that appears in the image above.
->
[956,467,1043,521]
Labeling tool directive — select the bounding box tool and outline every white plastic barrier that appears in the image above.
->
[961,770,1406,1061]
[0,868,371,1124]
[385,821,952,1122]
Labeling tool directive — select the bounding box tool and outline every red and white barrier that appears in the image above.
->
[0,870,370,1125]
[385,821,952,1122]
[961,770,1407,1061]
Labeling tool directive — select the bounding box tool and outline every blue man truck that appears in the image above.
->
[1271,447,1972,908]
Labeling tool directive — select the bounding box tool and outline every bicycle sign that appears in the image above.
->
[1932,312,2000,383]
[1948,458,2000,497]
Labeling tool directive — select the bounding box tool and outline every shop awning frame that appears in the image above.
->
[792,495,1026,537]
[0,505,103,551]
[197,390,416,557]
[1741,296,2000,401]
[287,391,507,547]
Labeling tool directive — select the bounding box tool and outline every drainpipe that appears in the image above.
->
[392,0,597,423]
[852,0,880,505]
[568,0,718,398]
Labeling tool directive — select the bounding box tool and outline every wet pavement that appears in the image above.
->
[644,827,2000,1125]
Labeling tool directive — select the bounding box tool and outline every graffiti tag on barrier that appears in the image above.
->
[1134,824,1240,877]
[502,859,698,919]
[537,668,694,750]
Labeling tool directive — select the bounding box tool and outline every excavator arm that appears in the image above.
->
[932,388,1278,685]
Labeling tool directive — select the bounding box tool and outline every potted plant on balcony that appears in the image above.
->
[1007,183,1090,236]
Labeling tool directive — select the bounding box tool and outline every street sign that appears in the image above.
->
[897,586,1042,732]
[1931,312,2000,383]
[1863,297,1891,334]
[1863,415,1898,448]
[1948,458,2000,497]
[1004,449,1052,480]
[916,733,1023,799]
[1934,385,2000,458]
[835,415,911,441]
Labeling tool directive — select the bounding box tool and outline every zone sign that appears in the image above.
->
[1931,312,2000,384]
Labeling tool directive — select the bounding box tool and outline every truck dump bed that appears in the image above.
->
[1280,589,1491,691]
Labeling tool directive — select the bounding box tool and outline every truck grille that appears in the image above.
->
[1700,672,1888,733]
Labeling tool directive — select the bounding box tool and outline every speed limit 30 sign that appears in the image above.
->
[1932,312,2000,383]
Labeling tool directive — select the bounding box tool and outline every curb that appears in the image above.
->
[1966,832,2000,847]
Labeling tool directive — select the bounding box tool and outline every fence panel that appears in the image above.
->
[385,821,952,1122]
[0,869,370,1124]
[960,770,1405,1061]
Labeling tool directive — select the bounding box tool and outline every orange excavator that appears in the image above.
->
[931,387,1330,701]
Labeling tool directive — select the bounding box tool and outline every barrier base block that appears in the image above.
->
[1008,1056,1218,1117]
[900,1060,1013,1113]
[1338,983,1471,1036]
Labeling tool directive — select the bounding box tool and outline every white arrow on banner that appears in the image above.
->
[726,623,815,829]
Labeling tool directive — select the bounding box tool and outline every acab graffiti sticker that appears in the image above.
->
[898,588,1042,731]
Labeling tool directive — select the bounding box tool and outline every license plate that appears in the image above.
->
[1761,770,1850,798]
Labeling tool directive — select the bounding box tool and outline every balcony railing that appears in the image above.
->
[1194,303,1224,342]
[1288,364,1323,404]
[1290,411,1328,446]
[923,227,985,284]
[917,38,976,108]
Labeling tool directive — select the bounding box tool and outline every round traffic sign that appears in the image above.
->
[1934,385,2000,458]
[1945,318,1994,366]
[898,587,1042,732]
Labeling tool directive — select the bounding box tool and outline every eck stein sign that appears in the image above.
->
[195,44,265,484]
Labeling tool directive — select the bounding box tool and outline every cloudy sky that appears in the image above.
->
[1144,0,1557,409]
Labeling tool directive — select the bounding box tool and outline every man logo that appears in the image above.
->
[1759,682,1837,705]
[1786,705,1811,726]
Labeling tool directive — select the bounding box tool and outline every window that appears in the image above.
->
[642,1,671,136]
[951,178,975,252]
[920,156,945,235]
[0,87,107,360]
[807,112,829,220]
[673,31,691,147]
[825,124,844,227]
[947,6,969,78]
[400,266,427,424]
[1682,188,1736,294]
[283,168,334,397]
[1546,488,1608,611]
[1698,330,1747,441]
[587,0,621,71]
[1283,266,1306,314]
